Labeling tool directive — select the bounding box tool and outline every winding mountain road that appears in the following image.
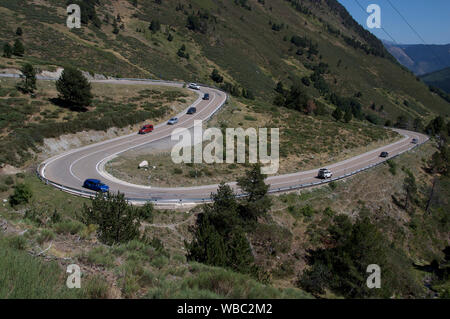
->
[33,78,428,204]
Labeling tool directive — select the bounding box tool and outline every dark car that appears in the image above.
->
[187,107,197,114]
[380,151,389,158]
[83,179,109,193]
[138,124,154,134]
[203,93,210,100]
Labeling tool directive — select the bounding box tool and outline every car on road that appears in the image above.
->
[203,93,210,100]
[188,83,200,90]
[83,179,109,192]
[380,151,389,158]
[412,138,418,144]
[167,117,178,125]
[318,168,332,179]
[187,107,197,114]
[138,124,154,134]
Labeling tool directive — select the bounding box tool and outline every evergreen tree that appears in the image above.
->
[82,192,148,245]
[112,18,119,34]
[149,19,161,32]
[9,183,32,207]
[237,163,271,222]
[274,81,284,94]
[299,215,422,298]
[186,182,254,274]
[16,27,23,36]
[18,63,36,93]
[403,170,417,211]
[227,231,254,272]
[185,214,228,267]
[343,110,352,123]
[211,69,223,83]
[332,107,343,121]
[56,67,93,109]
[3,43,12,58]
[12,39,24,56]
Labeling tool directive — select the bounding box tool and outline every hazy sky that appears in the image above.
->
[338,0,450,45]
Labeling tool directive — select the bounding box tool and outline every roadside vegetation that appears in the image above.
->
[0,76,196,165]
[0,126,448,298]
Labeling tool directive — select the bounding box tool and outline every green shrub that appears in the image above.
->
[9,183,32,207]
[150,255,169,269]
[7,235,27,250]
[329,181,337,190]
[83,275,109,299]
[37,229,55,245]
[54,220,85,235]
[85,246,115,267]
[300,205,316,218]
[4,176,14,185]
[173,167,183,174]
[387,159,397,175]
[15,172,25,179]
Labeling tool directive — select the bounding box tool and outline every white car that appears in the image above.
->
[167,117,178,125]
[318,168,332,179]
[188,83,200,90]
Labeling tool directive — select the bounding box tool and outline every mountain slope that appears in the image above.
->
[421,67,450,93]
[384,42,450,75]
[0,0,449,122]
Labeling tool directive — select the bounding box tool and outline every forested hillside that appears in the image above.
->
[1,0,449,122]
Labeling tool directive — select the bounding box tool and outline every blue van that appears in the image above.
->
[83,179,109,192]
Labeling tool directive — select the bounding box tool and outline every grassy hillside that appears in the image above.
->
[421,67,450,93]
[0,0,449,121]
[0,77,196,165]
[1,137,447,298]
[0,172,312,299]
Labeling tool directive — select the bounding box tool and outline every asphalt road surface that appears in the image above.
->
[36,78,428,203]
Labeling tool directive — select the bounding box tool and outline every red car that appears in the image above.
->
[138,124,154,134]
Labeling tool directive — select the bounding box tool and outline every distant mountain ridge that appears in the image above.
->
[383,41,450,75]
[421,67,450,93]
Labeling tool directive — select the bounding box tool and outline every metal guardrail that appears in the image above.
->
[29,74,428,205]
[36,137,429,205]
[35,77,231,205]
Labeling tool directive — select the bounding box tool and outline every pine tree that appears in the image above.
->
[18,63,36,93]
[237,163,271,222]
[185,214,228,266]
[3,43,12,58]
[343,110,352,123]
[149,19,161,32]
[12,39,24,56]
[275,81,284,94]
[403,170,417,211]
[82,192,143,245]
[227,231,254,273]
[332,107,343,121]
[16,27,23,36]
[211,69,223,83]
[56,67,93,109]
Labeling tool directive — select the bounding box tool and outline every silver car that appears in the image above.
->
[167,117,178,125]
[188,83,200,90]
